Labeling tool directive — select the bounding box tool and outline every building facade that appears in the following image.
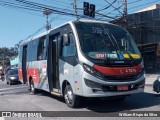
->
[113,5,160,73]
[127,5,160,73]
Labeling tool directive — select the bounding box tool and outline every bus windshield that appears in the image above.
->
[74,22,141,61]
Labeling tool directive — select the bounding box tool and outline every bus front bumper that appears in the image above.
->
[80,72,145,97]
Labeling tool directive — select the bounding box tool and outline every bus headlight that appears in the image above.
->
[83,64,103,79]
[83,64,96,74]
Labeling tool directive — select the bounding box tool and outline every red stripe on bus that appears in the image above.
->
[27,68,40,83]
[93,64,141,75]
[18,68,23,81]
[18,68,40,83]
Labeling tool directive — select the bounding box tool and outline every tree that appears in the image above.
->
[0,47,18,66]
[14,40,23,54]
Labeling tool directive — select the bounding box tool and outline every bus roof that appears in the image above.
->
[20,20,116,45]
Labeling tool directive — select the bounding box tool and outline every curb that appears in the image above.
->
[145,84,153,86]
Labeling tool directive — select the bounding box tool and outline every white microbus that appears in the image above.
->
[18,20,145,108]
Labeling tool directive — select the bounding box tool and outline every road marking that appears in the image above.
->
[0,86,28,92]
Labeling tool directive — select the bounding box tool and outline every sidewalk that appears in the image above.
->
[145,74,159,85]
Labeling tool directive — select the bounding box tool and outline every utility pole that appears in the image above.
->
[74,0,79,20]
[123,0,128,29]
[43,8,53,30]
[1,48,4,68]
[2,53,4,70]
[2,48,6,72]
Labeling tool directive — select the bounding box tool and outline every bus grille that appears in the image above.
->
[104,74,136,81]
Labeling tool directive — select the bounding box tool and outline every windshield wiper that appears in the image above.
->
[101,24,120,64]
[98,33,110,64]
[110,33,135,63]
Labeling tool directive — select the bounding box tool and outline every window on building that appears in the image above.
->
[153,9,160,19]
[134,13,140,24]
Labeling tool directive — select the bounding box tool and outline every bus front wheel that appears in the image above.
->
[64,85,80,108]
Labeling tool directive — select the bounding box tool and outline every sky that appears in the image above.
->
[0,0,159,48]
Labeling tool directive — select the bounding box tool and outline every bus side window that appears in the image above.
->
[62,33,76,57]
[37,36,46,60]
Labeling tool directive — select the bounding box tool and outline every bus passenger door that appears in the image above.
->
[22,45,27,84]
[47,34,60,92]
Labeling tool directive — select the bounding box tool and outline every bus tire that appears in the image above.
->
[64,85,80,108]
[30,80,37,94]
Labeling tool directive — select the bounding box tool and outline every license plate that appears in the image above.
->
[117,85,128,91]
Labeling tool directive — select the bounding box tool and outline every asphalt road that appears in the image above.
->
[0,80,159,120]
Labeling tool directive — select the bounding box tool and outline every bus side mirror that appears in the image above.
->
[63,34,70,46]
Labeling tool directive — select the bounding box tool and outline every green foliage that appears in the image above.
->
[0,47,18,66]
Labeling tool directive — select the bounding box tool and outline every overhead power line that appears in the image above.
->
[45,0,71,8]
[47,0,69,5]
[0,0,117,21]
[97,0,117,12]
[0,0,41,12]
[0,0,76,16]
[25,26,45,40]
[106,4,123,16]
[104,0,123,15]
[15,0,74,13]
[128,0,143,5]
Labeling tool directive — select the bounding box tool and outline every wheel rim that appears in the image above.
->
[65,88,73,105]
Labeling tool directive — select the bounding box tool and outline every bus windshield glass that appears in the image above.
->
[74,22,141,61]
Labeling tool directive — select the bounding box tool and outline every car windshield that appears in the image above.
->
[8,70,18,75]
[74,22,141,61]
